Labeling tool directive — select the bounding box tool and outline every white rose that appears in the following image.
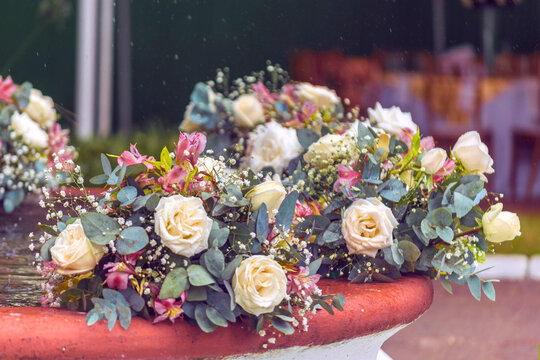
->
[482,203,521,243]
[50,219,106,275]
[341,198,398,257]
[25,89,57,128]
[10,111,49,149]
[367,102,417,136]
[197,156,225,174]
[303,133,356,169]
[247,121,302,173]
[296,83,340,109]
[154,195,213,257]
[232,94,264,128]
[232,255,287,316]
[245,181,287,217]
[421,148,447,175]
[452,131,494,181]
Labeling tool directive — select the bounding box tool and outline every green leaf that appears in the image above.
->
[195,304,217,333]
[187,265,215,286]
[467,275,482,301]
[186,286,207,301]
[146,194,160,211]
[453,192,475,218]
[482,281,496,301]
[206,307,228,327]
[40,237,57,261]
[255,203,269,241]
[308,258,322,276]
[116,163,127,187]
[116,226,149,255]
[107,311,118,331]
[116,300,132,330]
[420,218,438,240]
[270,317,295,335]
[297,128,320,149]
[3,189,24,213]
[204,248,225,278]
[427,207,453,227]
[276,190,299,231]
[117,186,138,206]
[406,209,427,227]
[222,256,243,281]
[86,309,101,326]
[160,268,189,299]
[39,223,59,236]
[132,194,152,211]
[14,81,32,108]
[377,179,407,202]
[357,122,375,149]
[90,174,109,185]
[209,221,229,248]
[160,146,172,170]
[440,277,453,294]
[321,222,341,243]
[101,153,112,175]
[398,240,421,262]
[436,226,454,243]
[455,179,484,199]
[125,163,147,178]
[80,212,121,245]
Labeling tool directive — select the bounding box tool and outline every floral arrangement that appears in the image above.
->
[35,72,520,338]
[0,76,75,212]
[36,132,343,335]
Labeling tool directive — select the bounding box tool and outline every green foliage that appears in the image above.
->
[80,212,121,245]
[116,227,149,255]
[85,289,133,331]
[160,268,189,299]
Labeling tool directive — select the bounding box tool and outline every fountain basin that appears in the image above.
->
[0,275,433,359]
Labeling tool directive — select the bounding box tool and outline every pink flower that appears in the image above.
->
[158,165,187,193]
[47,123,74,171]
[295,201,313,218]
[0,76,16,104]
[252,82,275,104]
[175,132,206,166]
[287,266,321,301]
[105,271,130,290]
[135,172,155,189]
[433,159,456,183]
[400,130,435,153]
[333,164,362,194]
[153,292,187,324]
[118,144,153,169]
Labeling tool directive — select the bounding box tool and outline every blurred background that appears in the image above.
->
[1,1,540,358]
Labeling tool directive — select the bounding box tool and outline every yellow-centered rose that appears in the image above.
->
[482,203,521,243]
[232,255,287,316]
[341,198,398,257]
[245,181,287,217]
[50,219,106,275]
[154,195,213,257]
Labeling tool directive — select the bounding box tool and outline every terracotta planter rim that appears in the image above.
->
[0,275,433,359]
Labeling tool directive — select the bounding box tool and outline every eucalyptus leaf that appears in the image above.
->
[276,190,299,231]
[80,212,121,245]
[467,275,482,301]
[160,268,189,299]
[116,226,149,255]
[187,265,215,286]
[195,304,217,333]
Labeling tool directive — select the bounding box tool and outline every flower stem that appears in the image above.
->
[454,226,482,239]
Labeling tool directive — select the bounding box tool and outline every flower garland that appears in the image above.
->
[34,70,520,338]
[0,76,75,212]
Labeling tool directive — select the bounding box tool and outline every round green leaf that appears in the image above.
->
[188,264,215,286]
[398,240,421,262]
[81,212,121,245]
[116,226,149,255]
[159,268,189,299]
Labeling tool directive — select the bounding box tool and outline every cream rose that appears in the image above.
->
[296,83,340,109]
[247,121,302,173]
[452,131,494,181]
[232,94,264,128]
[341,198,398,257]
[50,219,106,275]
[482,203,521,243]
[367,102,417,136]
[154,195,213,257]
[10,111,49,149]
[245,180,287,216]
[232,255,287,316]
[303,133,356,169]
[25,89,57,128]
[421,148,447,175]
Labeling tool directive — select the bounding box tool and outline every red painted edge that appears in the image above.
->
[0,275,433,359]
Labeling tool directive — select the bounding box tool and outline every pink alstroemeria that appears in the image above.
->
[158,165,187,193]
[103,251,141,290]
[118,144,153,170]
[105,271,130,290]
[295,201,313,218]
[175,132,206,166]
[48,123,74,171]
[287,266,321,301]
[0,76,16,104]
[153,292,187,324]
[135,172,156,189]
[400,130,435,153]
[333,164,362,193]
[252,82,275,104]
[433,158,456,184]
[281,84,299,102]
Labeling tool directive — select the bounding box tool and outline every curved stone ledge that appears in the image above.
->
[0,275,433,359]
